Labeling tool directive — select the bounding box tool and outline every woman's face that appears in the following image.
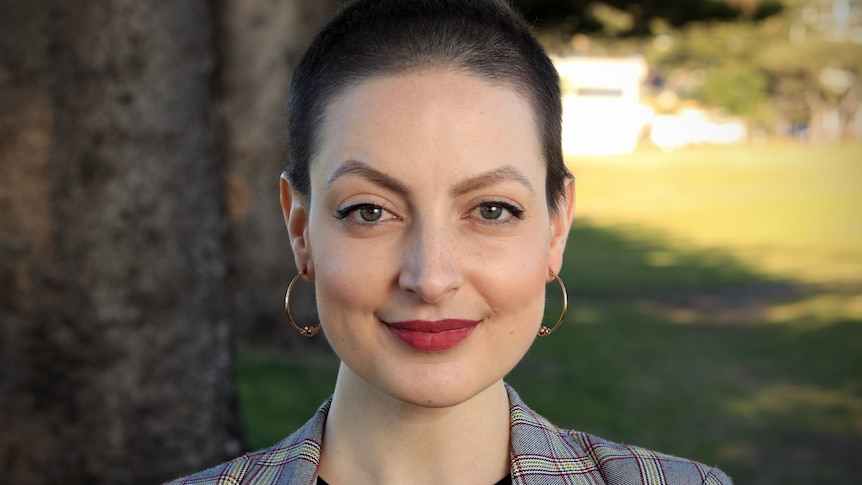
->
[282,69,574,408]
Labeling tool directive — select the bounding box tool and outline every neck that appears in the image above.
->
[318,363,511,485]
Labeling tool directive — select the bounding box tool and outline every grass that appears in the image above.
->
[236,142,862,485]
[570,142,862,283]
[235,345,338,448]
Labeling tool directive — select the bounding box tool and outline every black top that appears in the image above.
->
[317,474,512,484]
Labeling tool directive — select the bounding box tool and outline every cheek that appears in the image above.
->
[489,271,547,325]
[310,232,394,332]
[472,237,551,320]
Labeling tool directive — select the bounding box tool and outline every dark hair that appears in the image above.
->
[286,0,570,212]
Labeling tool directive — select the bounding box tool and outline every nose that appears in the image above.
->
[398,221,463,304]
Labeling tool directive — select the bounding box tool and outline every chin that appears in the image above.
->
[400,391,468,409]
[384,374,503,409]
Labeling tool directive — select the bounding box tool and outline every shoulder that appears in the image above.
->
[570,431,733,485]
[505,384,732,485]
[164,399,330,485]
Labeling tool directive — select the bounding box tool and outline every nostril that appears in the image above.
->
[400,263,452,301]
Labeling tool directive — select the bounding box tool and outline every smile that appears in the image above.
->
[384,319,481,353]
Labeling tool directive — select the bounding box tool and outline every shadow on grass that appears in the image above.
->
[560,219,798,298]
[237,219,862,485]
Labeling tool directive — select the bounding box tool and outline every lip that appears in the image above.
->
[384,319,480,352]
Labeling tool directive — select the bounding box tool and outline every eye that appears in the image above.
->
[479,204,505,220]
[472,201,524,222]
[335,203,396,224]
[357,206,383,221]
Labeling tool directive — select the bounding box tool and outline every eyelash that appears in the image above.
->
[472,200,525,223]
[334,203,395,224]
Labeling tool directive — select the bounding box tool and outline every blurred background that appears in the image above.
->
[1,0,859,483]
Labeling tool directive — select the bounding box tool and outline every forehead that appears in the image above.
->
[311,69,544,187]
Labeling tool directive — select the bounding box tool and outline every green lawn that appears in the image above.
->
[571,142,862,283]
[237,142,862,485]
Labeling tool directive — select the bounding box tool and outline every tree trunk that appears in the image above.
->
[219,0,341,344]
[805,85,827,142]
[0,1,240,483]
[838,79,862,140]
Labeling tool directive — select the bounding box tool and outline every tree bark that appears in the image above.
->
[805,85,827,142]
[838,79,862,140]
[219,0,341,343]
[0,1,240,483]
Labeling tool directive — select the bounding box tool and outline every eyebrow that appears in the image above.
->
[451,165,535,197]
[326,160,410,196]
[326,159,534,197]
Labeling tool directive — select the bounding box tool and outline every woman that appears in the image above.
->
[170,0,731,483]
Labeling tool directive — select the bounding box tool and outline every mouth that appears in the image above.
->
[384,319,481,353]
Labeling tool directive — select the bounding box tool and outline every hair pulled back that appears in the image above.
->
[286,0,569,211]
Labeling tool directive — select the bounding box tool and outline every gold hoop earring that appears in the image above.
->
[538,271,568,337]
[285,272,320,337]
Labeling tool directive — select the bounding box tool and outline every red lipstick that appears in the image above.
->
[385,319,480,352]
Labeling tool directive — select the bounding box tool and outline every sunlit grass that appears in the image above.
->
[766,292,862,326]
[569,142,862,283]
[724,383,862,435]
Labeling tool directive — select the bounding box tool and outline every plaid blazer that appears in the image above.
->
[167,385,732,485]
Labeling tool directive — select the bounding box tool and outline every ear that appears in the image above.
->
[280,173,314,279]
[547,175,576,279]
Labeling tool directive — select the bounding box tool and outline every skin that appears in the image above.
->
[281,69,575,485]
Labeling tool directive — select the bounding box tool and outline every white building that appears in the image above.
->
[553,56,651,156]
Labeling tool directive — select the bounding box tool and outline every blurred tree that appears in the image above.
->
[701,61,769,115]
[644,22,773,116]
[759,38,862,140]
[219,0,341,345]
[0,1,239,483]
[513,0,603,34]
[512,0,783,36]
[755,0,862,139]
[640,0,862,138]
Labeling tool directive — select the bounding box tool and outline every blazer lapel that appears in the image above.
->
[507,384,607,485]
